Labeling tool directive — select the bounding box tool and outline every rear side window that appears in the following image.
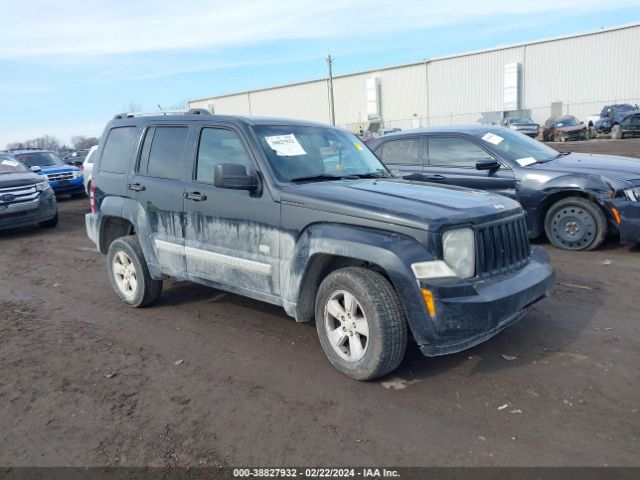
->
[139,126,188,180]
[378,138,422,165]
[196,128,253,183]
[428,137,490,167]
[99,127,138,174]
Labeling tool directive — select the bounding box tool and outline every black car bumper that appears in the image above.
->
[0,190,58,231]
[50,177,85,196]
[617,202,640,245]
[418,247,555,356]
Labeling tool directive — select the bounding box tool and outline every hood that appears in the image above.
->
[0,171,44,188]
[532,153,640,183]
[511,122,538,128]
[38,164,80,174]
[281,178,522,232]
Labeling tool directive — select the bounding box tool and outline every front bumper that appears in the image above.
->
[49,176,85,195]
[418,247,555,356]
[0,190,58,231]
[616,201,640,245]
[85,212,99,247]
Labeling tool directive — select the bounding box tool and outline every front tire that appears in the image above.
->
[315,267,408,381]
[39,212,58,229]
[544,197,607,251]
[107,236,162,307]
[611,124,623,140]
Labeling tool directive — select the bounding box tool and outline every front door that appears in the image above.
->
[183,125,281,297]
[128,125,190,273]
[423,136,517,199]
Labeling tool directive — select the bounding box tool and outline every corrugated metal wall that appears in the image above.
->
[189,24,640,130]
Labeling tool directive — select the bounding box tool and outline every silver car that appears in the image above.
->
[501,117,539,138]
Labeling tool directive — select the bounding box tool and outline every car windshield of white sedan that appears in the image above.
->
[14,152,65,168]
[477,129,559,164]
[253,125,390,182]
[0,155,29,174]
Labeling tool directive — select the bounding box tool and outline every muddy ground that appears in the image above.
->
[1,139,639,467]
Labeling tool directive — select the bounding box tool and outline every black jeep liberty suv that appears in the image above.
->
[86,110,555,380]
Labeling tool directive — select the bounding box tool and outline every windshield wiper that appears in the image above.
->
[289,174,349,183]
[553,152,572,160]
[351,169,391,179]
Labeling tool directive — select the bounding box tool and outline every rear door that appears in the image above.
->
[372,136,425,179]
[127,125,190,273]
[183,124,281,297]
[423,135,517,198]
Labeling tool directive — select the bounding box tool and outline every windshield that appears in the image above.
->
[474,128,560,164]
[252,125,389,182]
[508,117,534,124]
[555,117,579,127]
[0,155,29,174]
[13,151,64,168]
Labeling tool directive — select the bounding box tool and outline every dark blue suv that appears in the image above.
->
[7,149,85,197]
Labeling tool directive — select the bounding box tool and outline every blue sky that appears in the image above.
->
[1,0,639,147]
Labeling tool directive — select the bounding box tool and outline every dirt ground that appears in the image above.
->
[1,139,639,468]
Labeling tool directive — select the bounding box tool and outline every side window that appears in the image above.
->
[141,126,188,180]
[428,137,491,167]
[98,126,138,174]
[378,138,422,165]
[196,128,253,183]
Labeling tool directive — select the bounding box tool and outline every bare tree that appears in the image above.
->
[71,136,99,150]
[5,135,63,151]
[169,99,189,110]
[121,101,142,113]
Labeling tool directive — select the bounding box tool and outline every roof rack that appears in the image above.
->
[113,108,212,119]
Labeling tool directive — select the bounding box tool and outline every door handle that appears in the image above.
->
[127,183,145,191]
[424,174,446,181]
[184,191,207,201]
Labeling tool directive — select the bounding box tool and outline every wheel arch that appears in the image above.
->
[286,223,436,346]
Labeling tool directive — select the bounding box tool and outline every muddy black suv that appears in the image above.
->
[86,110,554,380]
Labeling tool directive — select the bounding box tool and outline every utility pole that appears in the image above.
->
[326,54,336,126]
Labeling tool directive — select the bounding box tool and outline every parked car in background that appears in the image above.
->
[82,145,98,194]
[64,149,89,167]
[85,111,554,380]
[594,103,640,138]
[368,126,640,251]
[380,128,402,136]
[501,117,539,137]
[7,149,85,198]
[0,153,58,231]
[541,115,587,142]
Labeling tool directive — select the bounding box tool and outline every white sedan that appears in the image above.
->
[82,145,98,194]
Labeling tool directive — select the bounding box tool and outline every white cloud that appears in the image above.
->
[1,0,638,58]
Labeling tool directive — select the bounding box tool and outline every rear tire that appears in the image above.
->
[315,267,408,381]
[107,236,162,307]
[544,197,607,251]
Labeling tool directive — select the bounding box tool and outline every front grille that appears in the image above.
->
[46,172,73,182]
[475,215,530,277]
[0,184,38,204]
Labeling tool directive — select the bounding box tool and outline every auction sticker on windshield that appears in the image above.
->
[481,132,504,145]
[265,134,307,156]
[1,159,20,167]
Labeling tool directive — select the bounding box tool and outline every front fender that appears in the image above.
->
[283,223,437,345]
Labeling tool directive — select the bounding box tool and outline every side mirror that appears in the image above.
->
[214,163,258,190]
[30,166,42,173]
[476,159,500,171]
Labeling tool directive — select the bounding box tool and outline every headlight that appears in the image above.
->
[72,170,83,179]
[624,187,640,202]
[35,180,51,192]
[443,228,476,279]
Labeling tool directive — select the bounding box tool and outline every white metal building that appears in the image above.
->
[189,23,640,132]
